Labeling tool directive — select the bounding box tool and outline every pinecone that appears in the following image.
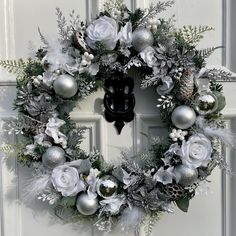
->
[159,183,185,200]
[176,68,194,101]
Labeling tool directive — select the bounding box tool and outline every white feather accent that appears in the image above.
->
[118,206,145,235]
[196,117,236,146]
[22,172,52,203]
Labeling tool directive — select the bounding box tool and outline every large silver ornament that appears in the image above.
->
[132,28,154,52]
[76,193,98,216]
[42,146,66,169]
[96,175,118,198]
[171,105,196,129]
[195,93,218,115]
[174,165,198,186]
[53,74,78,99]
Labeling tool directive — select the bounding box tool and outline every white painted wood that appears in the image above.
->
[0,1,235,236]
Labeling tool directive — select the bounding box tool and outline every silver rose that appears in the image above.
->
[140,46,158,67]
[86,16,119,50]
[181,133,212,169]
[51,165,85,197]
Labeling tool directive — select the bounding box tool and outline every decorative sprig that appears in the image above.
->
[103,0,124,13]
[143,211,162,236]
[205,68,232,81]
[137,1,175,28]
[175,25,214,45]
[0,59,26,77]
[197,46,222,60]
[56,7,71,41]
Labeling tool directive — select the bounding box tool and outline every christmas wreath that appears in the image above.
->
[0,1,234,235]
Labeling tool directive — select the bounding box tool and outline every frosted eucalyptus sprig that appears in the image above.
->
[137,1,175,28]
[157,95,174,109]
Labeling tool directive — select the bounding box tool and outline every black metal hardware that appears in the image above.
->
[103,75,135,134]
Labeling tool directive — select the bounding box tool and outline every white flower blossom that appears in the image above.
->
[153,166,175,185]
[86,16,119,50]
[100,195,126,215]
[45,116,67,148]
[181,133,212,169]
[51,165,85,197]
[119,22,133,47]
[140,46,158,67]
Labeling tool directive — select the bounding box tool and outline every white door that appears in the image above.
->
[0,0,236,236]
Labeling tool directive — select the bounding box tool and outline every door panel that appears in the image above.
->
[0,1,235,236]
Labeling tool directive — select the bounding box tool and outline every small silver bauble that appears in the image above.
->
[195,93,218,115]
[42,146,66,169]
[96,175,118,198]
[171,105,196,129]
[174,165,198,186]
[53,74,78,99]
[76,193,98,216]
[132,28,154,52]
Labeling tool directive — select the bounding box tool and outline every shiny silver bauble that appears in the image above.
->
[171,105,196,129]
[132,28,154,52]
[76,193,98,216]
[42,146,66,169]
[195,93,218,115]
[53,74,78,99]
[174,165,198,186]
[96,175,118,198]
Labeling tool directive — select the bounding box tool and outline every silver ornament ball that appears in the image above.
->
[171,105,196,129]
[96,175,118,198]
[53,74,78,99]
[174,165,198,186]
[42,146,66,169]
[76,193,98,216]
[132,28,154,52]
[195,93,218,115]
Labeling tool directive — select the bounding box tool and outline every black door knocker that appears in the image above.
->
[103,74,135,134]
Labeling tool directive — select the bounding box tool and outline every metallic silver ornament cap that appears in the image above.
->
[53,74,78,99]
[76,193,98,216]
[171,105,196,129]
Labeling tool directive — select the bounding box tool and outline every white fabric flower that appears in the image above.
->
[181,134,212,169]
[100,195,126,215]
[45,116,67,148]
[156,76,174,96]
[119,22,133,47]
[140,46,158,67]
[86,16,119,50]
[51,165,85,197]
[153,167,175,185]
[86,168,101,199]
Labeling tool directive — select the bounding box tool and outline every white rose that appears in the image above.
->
[181,134,212,169]
[51,165,85,197]
[119,22,133,47]
[140,46,158,67]
[86,16,119,50]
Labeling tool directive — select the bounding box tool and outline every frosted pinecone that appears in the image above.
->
[176,68,194,101]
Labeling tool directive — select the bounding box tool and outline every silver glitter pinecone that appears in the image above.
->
[176,68,194,101]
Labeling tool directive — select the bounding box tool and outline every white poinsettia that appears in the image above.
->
[153,166,175,185]
[51,165,85,197]
[45,116,67,148]
[100,195,126,215]
[140,46,158,67]
[119,22,133,47]
[86,16,119,50]
[181,133,212,169]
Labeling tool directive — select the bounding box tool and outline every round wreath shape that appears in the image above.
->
[0,1,234,235]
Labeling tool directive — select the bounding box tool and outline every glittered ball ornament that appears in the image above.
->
[76,193,98,216]
[174,165,198,186]
[171,105,196,129]
[42,146,66,169]
[96,175,118,198]
[132,28,154,52]
[53,74,78,99]
[195,93,218,115]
